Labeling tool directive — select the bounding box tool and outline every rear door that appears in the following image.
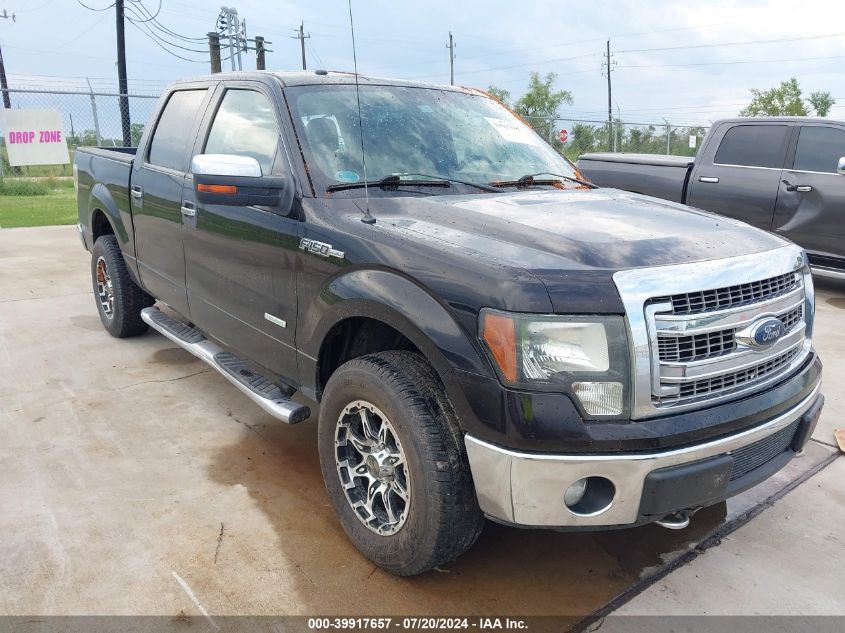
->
[773,123,845,266]
[688,122,790,229]
[132,87,212,316]
[183,82,301,381]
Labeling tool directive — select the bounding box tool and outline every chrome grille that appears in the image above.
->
[658,330,735,363]
[656,346,802,405]
[656,304,803,363]
[661,271,798,315]
[612,246,812,418]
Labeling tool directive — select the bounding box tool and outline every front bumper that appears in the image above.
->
[465,382,823,528]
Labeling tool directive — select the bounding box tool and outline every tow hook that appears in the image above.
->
[656,511,690,530]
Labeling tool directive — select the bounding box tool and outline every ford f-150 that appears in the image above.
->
[75,73,824,576]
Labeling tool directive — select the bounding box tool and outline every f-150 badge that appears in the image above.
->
[299,238,344,259]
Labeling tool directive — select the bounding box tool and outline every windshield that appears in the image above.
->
[285,84,578,194]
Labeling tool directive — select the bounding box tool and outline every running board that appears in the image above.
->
[141,307,311,424]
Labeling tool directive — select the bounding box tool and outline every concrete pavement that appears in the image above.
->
[0,226,841,622]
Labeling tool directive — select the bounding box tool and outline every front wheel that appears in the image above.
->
[318,351,484,576]
[90,234,154,338]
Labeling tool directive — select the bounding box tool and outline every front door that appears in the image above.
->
[688,123,790,230]
[183,84,300,382]
[132,88,211,317]
[774,123,845,266]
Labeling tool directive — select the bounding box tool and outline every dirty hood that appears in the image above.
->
[368,188,790,312]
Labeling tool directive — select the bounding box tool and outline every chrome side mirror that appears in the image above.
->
[838,156,845,176]
[191,154,262,177]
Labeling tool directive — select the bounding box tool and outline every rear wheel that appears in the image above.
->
[318,351,484,576]
[90,235,154,338]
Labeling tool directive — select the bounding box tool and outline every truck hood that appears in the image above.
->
[373,188,787,270]
[366,188,789,312]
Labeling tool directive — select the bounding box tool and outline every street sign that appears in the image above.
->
[559,129,569,143]
[689,135,697,149]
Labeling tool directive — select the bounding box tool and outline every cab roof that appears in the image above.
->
[172,70,474,93]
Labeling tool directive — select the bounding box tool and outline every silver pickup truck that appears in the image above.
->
[578,117,845,279]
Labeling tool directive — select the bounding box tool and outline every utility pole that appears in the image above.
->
[115,0,131,147]
[446,31,455,85]
[255,35,265,70]
[208,31,222,73]
[664,118,672,155]
[0,9,15,109]
[601,39,614,151]
[291,22,309,70]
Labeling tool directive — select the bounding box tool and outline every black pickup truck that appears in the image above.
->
[578,117,845,279]
[75,72,823,576]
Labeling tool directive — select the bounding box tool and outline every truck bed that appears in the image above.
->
[577,152,693,202]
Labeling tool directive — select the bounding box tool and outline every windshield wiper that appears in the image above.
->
[326,173,503,193]
[492,172,598,189]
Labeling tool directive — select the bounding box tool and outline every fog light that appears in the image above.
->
[572,381,623,416]
[563,476,616,516]
[564,478,588,507]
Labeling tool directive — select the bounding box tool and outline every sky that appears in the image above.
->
[1,0,844,128]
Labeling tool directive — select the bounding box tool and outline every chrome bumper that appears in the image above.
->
[465,382,821,528]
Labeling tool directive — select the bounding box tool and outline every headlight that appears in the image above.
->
[479,310,630,418]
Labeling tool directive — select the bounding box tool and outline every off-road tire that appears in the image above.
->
[91,235,154,338]
[318,350,484,576]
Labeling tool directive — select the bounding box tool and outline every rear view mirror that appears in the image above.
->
[838,157,845,176]
[190,153,285,206]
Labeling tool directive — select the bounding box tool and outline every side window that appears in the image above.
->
[204,90,279,175]
[793,126,845,173]
[147,89,207,172]
[714,125,788,169]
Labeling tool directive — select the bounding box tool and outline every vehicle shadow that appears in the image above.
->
[205,408,728,618]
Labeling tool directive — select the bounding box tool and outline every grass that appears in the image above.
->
[0,180,77,228]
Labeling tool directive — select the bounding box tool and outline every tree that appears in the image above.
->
[808,91,835,117]
[486,85,511,106]
[740,77,835,117]
[130,122,145,146]
[514,72,573,140]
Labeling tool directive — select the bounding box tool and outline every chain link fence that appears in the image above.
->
[0,87,159,214]
[0,85,709,225]
[522,115,710,163]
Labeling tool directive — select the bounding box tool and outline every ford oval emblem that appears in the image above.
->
[751,317,785,348]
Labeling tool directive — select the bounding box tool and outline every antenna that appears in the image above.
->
[347,0,375,224]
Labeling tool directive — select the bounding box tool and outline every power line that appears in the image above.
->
[616,32,845,54]
[126,19,206,61]
[125,7,206,53]
[76,0,114,11]
[617,52,845,70]
[126,0,205,41]
[47,11,110,51]
[124,0,159,22]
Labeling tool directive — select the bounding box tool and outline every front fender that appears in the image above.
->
[299,268,492,380]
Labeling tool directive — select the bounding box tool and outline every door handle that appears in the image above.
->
[130,185,143,199]
[699,176,719,184]
[180,201,197,217]
[782,180,813,193]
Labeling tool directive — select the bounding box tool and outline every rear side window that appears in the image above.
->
[793,126,845,173]
[148,89,207,171]
[204,89,279,174]
[714,125,788,169]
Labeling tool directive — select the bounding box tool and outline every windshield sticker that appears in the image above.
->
[484,117,539,146]
[334,170,360,183]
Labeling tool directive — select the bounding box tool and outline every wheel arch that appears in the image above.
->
[302,269,492,402]
[88,182,129,245]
